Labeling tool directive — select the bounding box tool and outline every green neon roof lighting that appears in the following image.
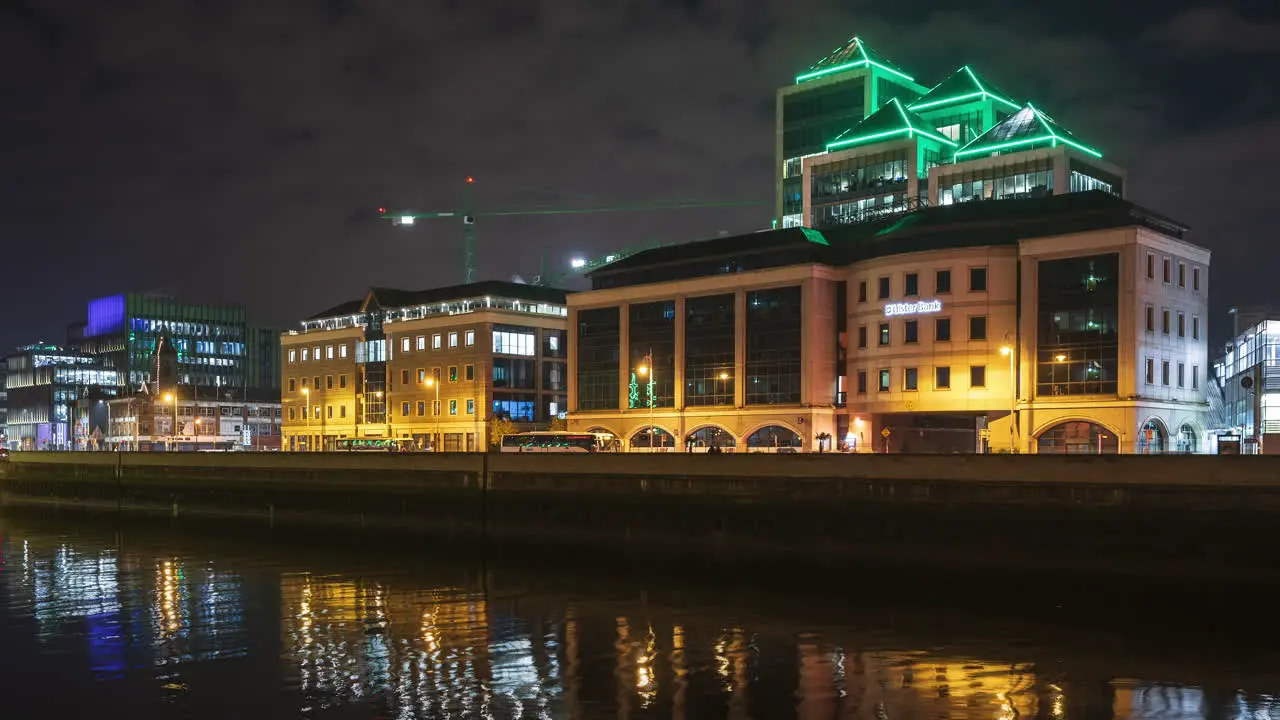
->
[826,98,958,151]
[907,65,1020,113]
[954,104,1103,159]
[795,36,915,84]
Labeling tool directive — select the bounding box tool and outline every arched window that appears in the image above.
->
[1036,420,1118,454]
[1138,418,1167,454]
[746,425,802,450]
[1176,424,1197,454]
[629,426,675,449]
[686,426,734,450]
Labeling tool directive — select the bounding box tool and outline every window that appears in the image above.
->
[936,269,951,294]
[340,405,347,418]
[465,364,474,381]
[402,337,410,353]
[857,326,867,349]
[904,367,918,391]
[339,374,347,389]
[857,370,867,394]
[879,323,890,346]
[1145,358,1154,384]
[1177,313,1185,338]
[578,307,620,411]
[745,288,801,405]
[326,375,333,390]
[970,267,987,292]
[878,277,890,300]
[301,348,309,362]
[1161,360,1170,386]
[288,378,296,392]
[401,401,411,416]
[432,334,442,349]
[1192,365,1199,390]
[904,273,919,296]
[433,367,441,382]
[1192,316,1200,340]
[313,346,321,359]
[878,369,890,391]
[858,281,867,303]
[1177,363,1185,388]
[326,346,334,359]
[1145,306,1154,333]
[288,407,296,420]
[904,320,918,344]
[1163,258,1171,283]
[433,400,440,416]
[417,336,426,351]
[301,377,308,389]
[400,369,410,385]
[417,368,426,383]
[936,318,951,342]
[466,399,475,414]
[417,401,426,416]
[1178,263,1186,287]
[289,349,297,363]
[465,329,476,346]
[313,376,319,389]
[970,365,986,388]
[339,344,348,358]
[449,400,458,415]
[685,294,735,407]
[1162,310,1170,335]
[935,366,950,389]
[969,316,987,341]
[493,329,536,356]
[449,366,458,382]
[1146,253,1155,279]
[327,405,334,419]
[1193,267,1201,291]
[448,332,458,348]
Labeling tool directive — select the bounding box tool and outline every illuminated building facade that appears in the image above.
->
[569,192,1210,453]
[68,293,281,396]
[777,38,1126,229]
[2,344,119,450]
[1211,318,1280,454]
[281,281,568,452]
[102,390,282,452]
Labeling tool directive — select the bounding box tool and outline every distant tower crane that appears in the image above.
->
[379,177,761,284]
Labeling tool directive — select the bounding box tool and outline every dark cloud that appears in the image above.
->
[0,0,1276,350]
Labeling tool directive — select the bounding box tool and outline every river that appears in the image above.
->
[0,510,1277,719]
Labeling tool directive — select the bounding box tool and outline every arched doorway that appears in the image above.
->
[686,426,735,452]
[746,425,802,452]
[1138,418,1167,454]
[1176,423,1197,454]
[1036,420,1118,454]
[629,426,675,451]
[586,427,621,452]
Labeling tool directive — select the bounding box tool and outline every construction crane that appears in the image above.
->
[379,177,762,284]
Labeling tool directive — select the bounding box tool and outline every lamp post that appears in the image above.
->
[194,417,202,450]
[424,377,440,451]
[163,392,178,452]
[999,345,1016,453]
[636,351,655,451]
[301,387,310,452]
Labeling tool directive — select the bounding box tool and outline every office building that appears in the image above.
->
[102,390,282,452]
[778,38,1126,229]
[567,192,1210,454]
[69,293,281,396]
[0,365,7,448]
[1211,317,1280,454]
[2,344,120,450]
[281,281,569,452]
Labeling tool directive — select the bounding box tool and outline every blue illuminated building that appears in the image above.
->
[2,344,119,450]
[69,293,281,396]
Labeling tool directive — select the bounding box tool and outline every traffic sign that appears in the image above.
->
[880,428,891,439]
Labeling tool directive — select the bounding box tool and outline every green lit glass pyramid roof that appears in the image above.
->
[954,104,1102,159]
[795,36,915,84]
[826,98,958,151]
[908,65,1020,113]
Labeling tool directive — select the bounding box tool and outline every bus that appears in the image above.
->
[333,438,420,452]
[500,431,615,453]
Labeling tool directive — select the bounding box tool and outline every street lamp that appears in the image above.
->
[424,377,440,451]
[637,353,656,451]
[999,345,1016,453]
[301,387,310,452]
[163,392,178,451]
[194,417,202,450]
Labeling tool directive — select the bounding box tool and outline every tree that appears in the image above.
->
[491,418,518,449]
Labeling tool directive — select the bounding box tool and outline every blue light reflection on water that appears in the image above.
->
[1,524,1280,719]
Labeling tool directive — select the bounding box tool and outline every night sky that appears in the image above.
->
[2,0,1277,350]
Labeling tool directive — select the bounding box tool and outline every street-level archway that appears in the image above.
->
[1176,423,1198,454]
[686,425,735,451]
[629,426,675,449]
[746,425,802,451]
[1036,420,1119,454]
[1138,417,1168,454]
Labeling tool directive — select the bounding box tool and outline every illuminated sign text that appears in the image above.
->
[884,299,943,317]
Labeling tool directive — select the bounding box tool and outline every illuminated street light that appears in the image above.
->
[637,365,649,376]
[424,377,440,451]
[570,257,587,269]
[719,372,729,380]
[1055,354,1067,362]
[302,387,311,452]
[999,344,1016,453]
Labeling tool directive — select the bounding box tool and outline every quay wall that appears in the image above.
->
[4,452,1280,579]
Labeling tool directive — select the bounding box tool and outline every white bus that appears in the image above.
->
[500,431,616,453]
[334,438,419,452]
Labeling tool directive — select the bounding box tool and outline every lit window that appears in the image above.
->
[449,400,458,415]
[301,348,309,362]
[417,401,426,416]
[493,330,536,356]
[339,344,348,358]
[878,369,890,392]
[401,337,410,353]
[466,399,475,414]
[402,401,411,416]
[288,349,297,363]
[313,346,320,359]
[448,332,458,348]
[417,368,426,383]
[326,345,334,359]
[465,330,475,346]
[417,335,426,351]
[449,366,458,382]
[432,334,442,349]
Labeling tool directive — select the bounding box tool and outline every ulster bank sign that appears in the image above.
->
[883,299,943,317]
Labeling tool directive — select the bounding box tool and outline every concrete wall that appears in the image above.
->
[5,452,1280,579]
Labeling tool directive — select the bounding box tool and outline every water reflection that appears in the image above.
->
[2,518,1279,719]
